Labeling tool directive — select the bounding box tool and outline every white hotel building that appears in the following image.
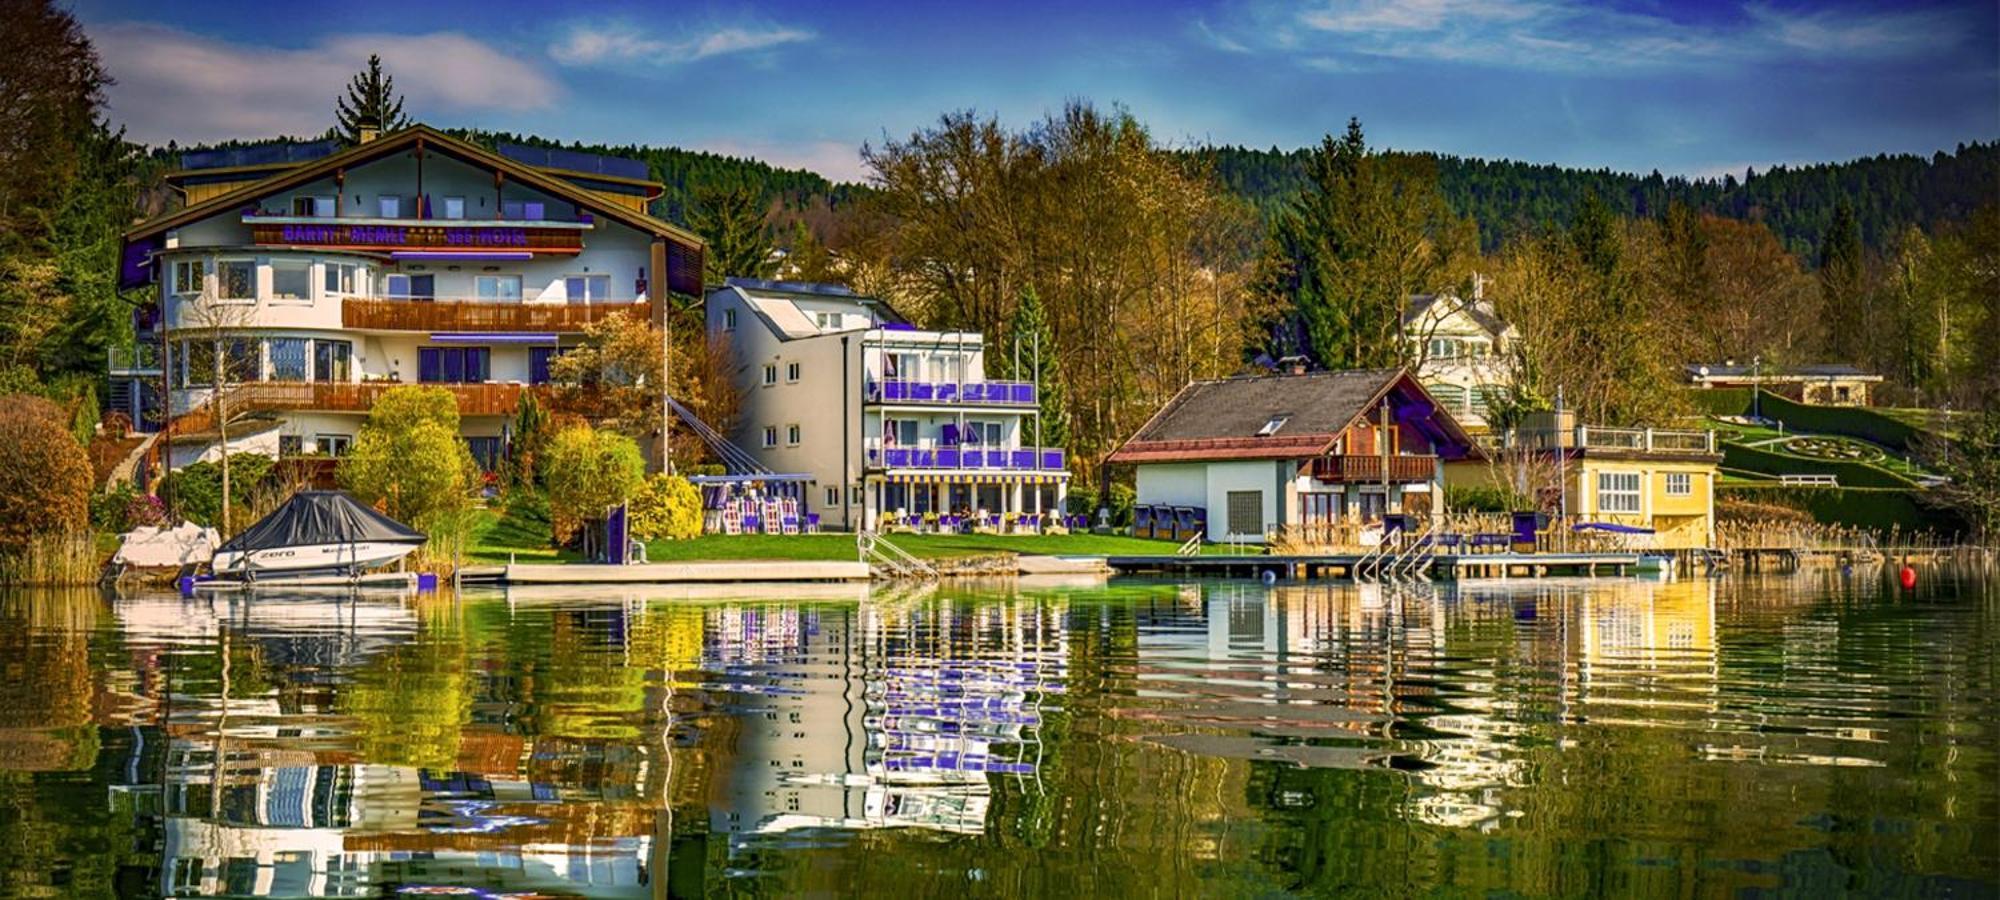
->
[707,279,1069,531]
[113,125,705,470]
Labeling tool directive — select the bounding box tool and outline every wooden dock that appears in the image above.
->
[500,560,872,584]
[1104,551,1641,581]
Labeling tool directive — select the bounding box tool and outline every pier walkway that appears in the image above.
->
[1104,551,1640,581]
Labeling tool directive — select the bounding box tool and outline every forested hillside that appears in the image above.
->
[1196,141,2000,254]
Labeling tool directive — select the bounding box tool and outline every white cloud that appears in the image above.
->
[549,21,814,67]
[696,138,866,183]
[91,22,558,144]
[1212,0,1972,73]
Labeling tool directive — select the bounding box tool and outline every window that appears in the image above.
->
[1256,415,1290,437]
[1598,471,1642,514]
[1225,490,1262,536]
[815,311,840,330]
[502,200,548,220]
[279,435,302,456]
[377,195,401,218]
[787,424,801,446]
[724,308,738,330]
[322,262,360,296]
[316,434,351,457]
[418,347,490,383]
[786,362,801,382]
[1428,338,1460,360]
[442,196,465,220]
[565,274,610,302]
[852,485,865,504]
[763,364,778,386]
[1666,472,1693,497]
[1301,492,1340,524]
[269,261,311,301]
[467,437,504,473]
[964,420,1002,445]
[763,426,779,448]
[384,273,435,300]
[291,196,333,216]
[826,487,840,506]
[217,260,255,301]
[267,338,308,382]
[475,275,522,301]
[313,340,352,383]
[884,352,919,379]
[530,346,562,385]
[172,259,205,295]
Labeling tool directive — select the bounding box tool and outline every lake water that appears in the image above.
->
[0,572,1994,898]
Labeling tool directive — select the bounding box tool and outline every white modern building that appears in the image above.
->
[1404,279,1517,431]
[113,125,705,472]
[706,279,1068,531]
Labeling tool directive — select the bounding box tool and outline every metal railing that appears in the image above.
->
[857,529,938,580]
[108,345,162,373]
[866,379,1037,406]
[865,443,1066,471]
[1487,425,1717,455]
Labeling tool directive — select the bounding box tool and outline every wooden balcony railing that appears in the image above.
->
[169,382,539,435]
[1310,454,1438,484]
[343,299,650,332]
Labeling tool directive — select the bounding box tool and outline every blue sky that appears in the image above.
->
[76,0,1999,182]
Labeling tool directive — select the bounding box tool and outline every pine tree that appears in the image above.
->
[686,183,775,286]
[1819,200,1867,364]
[335,54,409,144]
[1007,286,1068,452]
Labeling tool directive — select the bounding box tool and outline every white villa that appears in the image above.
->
[1404,278,1517,431]
[113,125,705,471]
[706,279,1069,532]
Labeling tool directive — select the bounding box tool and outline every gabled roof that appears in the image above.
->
[1406,293,1511,337]
[122,125,704,292]
[709,280,911,342]
[1107,368,1478,465]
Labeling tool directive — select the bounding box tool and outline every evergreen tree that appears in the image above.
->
[1819,200,1867,363]
[335,54,408,143]
[1005,286,1068,451]
[686,183,775,285]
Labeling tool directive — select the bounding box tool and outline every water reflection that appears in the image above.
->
[0,572,1991,897]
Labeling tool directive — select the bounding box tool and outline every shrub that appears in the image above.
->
[1717,485,1965,535]
[1445,484,1517,513]
[90,482,163,533]
[1095,482,1136,527]
[1753,389,1920,451]
[338,385,478,532]
[0,394,93,552]
[629,474,702,541]
[543,425,646,543]
[1688,388,1752,417]
[162,453,277,528]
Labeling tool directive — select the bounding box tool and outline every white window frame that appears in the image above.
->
[267,259,313,303]
[1597,471,1642,514]
[475,275,523,301]
[763,364,778,386]
[441,196,465,220]
[724,308,738,330]
[322,261,361,297]
[377,195,402,218]
[786,362,801,382]
[565,273,611,303]
[171,259,206,296]
[315,434,352,457]
[786,424,801,446]
[214,259,256,303]
[1666,472,1693,497]
[762,426,779,448]
[825,486,840,506]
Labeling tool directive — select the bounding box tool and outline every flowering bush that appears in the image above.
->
[629,474,702,541]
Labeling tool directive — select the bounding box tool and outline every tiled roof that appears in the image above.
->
[1107,369,1404,464]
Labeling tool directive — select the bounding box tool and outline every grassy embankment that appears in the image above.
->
[466,491,1221,564]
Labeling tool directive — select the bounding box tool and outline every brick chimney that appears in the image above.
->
[1278,355,1309,376]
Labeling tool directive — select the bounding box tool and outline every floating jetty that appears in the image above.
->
[1104,551,1642,581]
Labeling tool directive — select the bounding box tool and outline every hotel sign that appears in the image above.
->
[251,222,585,253]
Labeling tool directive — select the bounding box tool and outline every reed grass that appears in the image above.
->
[0,531,101,585]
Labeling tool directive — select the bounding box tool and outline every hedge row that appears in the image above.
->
[1753,390,1923,452]
[1720,441,1918,489]
[1719,485,1963,535]
[1688,388,1752,417]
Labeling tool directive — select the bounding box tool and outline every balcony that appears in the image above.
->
[866,379,1036,406]
[168,382,536,435]
[1486,425,1717,456]
[866,443,1065,472]
[343,299,650,332]
[246,214,592,255]
[109,345,162,375]
[1311,454,1438,484]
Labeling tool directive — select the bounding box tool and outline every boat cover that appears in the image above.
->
[114,521,222,568]
[218,491,425,553]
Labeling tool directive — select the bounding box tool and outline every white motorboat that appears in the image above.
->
[210,490,426,580]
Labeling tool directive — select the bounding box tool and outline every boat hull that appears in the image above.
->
[212,541,421,577]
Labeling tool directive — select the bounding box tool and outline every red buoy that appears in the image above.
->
[1899,566,1918,590]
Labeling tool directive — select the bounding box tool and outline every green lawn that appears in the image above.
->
[465,491,1218,564]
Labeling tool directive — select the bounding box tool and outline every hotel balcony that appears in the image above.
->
[1311,454,1438,484]
[342,298,651,332]
[169,382,538,435]
[866,379,1037,406]
[866,443,1065,472]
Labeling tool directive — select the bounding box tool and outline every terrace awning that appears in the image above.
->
[882,472,1066,484]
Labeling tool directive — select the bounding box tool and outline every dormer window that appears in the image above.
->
[1256,415,1290,437]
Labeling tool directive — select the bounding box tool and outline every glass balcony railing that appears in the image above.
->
[866,444,1065,471]
[867,380,1036,406]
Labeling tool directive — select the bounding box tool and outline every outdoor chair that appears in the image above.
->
[782,515,799,535]
[806,513,820,533]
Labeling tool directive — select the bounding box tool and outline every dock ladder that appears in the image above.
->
[857,530,939,580]
[1385,524,1439,583]
[1176,534,1203,557]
